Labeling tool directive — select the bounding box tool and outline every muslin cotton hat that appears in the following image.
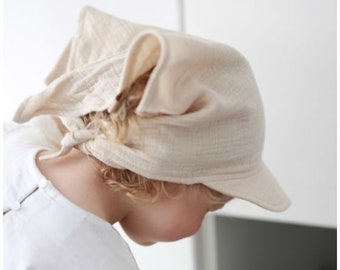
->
[14,6,290,211]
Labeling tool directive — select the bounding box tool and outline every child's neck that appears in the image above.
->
[36,148,132,224]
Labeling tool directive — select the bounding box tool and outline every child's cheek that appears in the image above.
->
[119,219,154,246]
[120,212,204,244]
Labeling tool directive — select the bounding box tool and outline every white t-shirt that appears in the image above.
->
[3,116,139,270]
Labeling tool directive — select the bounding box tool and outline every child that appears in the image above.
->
[4,6,290,269]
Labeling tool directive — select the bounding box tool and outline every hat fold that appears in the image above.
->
[13,53,126,123]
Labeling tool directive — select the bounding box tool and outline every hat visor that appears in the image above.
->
[204,162,291,212]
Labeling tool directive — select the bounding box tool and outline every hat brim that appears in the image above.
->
[204,162,291,212]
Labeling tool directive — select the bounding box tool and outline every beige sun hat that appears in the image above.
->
[14,6,290,212]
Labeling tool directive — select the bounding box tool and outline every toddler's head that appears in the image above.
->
[52,66,232,244]
[13,6,290,244]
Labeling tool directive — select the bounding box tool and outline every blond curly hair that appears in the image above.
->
[81,68,229,204]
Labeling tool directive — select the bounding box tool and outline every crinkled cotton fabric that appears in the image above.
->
[13,6,290,211]
[3,116,139,270]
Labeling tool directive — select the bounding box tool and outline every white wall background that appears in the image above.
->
[184,0,337,228]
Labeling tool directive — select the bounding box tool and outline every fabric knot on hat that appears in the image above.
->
[61,129,96,151]
[39,127,97,160]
